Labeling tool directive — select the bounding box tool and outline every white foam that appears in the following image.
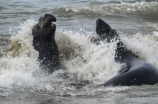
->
[121,32,158,68]
[57,1,158,16]
[0,19,40,88]
[55,29,120,84]
[1,19,158,96]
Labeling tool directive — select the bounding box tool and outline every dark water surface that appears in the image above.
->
[1,0,158,104]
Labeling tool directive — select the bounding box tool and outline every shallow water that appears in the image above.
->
[1,0,158,104]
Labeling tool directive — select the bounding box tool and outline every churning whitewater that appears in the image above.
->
[0,18,158,96]
[1,0,158,103]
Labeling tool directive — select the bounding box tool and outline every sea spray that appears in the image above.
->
[3,19,38,57]
[0,19,120,92]
[55,29,120,84]
[0,19,158,96]
[0,19,40,88]
[121,32,158,68]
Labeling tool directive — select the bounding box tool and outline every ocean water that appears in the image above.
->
[1,0,158,104]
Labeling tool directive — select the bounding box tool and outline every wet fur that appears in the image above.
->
[32,14,59,73]
[94,19,158,86]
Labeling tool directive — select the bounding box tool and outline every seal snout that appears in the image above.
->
[96,18,112,35]
[39,14,57,27]
[96,19,111,30]
[96,19,104,24]
[44,14,56,22]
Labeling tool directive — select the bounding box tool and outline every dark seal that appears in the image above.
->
[92,19,158,86]
[32,14,59,74]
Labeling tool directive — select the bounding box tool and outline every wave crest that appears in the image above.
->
[54,1,158,19]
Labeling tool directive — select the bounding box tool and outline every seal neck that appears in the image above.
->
[114,41,135,64]
[99,29,120,43]
[101,29,136,64]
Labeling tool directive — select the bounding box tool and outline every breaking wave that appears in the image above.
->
[53,1,158,20]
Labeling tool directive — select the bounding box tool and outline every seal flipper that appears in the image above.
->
[91,36,101,45]
[118,65,130,74]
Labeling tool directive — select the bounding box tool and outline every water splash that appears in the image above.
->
[0,19,158,96]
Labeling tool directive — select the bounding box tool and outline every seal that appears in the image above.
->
[32,14,59,73]
[93,19,158,86]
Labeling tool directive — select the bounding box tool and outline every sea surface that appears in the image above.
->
[1,0,158,104]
